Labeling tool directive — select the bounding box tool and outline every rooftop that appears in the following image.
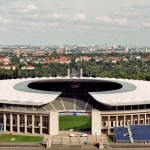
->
[0,77,149,106]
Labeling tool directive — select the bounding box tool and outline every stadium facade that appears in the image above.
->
[0,77,150,136]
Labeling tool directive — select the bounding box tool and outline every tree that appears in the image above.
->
[11,56,20,65]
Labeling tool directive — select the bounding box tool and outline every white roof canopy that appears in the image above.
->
[0,77,149,106]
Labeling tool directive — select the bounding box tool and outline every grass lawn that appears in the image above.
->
[107,136,113,143]
[0,134,43,142]
[59,115,91,131]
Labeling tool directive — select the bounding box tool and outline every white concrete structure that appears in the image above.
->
[0,77,149,106]
[49,111,59,135]
[67,69,70,77]
[80,68,83,78]
[0,111,59,135]
[92,110,101,135]
[0,77,149,136]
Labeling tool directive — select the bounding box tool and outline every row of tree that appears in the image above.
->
[0,59,149,81]
[77,60,150,80]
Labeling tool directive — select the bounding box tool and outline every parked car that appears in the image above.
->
[69,134,78,137]
[80,133,88,137]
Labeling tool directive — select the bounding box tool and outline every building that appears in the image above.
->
[0,65,16,70]
[0,57,11,65]
[21,66,35,70]
[0,77,149,136]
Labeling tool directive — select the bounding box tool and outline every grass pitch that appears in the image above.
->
[0,134,43,142]
[59,115,91,131]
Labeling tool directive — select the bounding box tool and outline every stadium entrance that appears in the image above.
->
[59,112,91,131]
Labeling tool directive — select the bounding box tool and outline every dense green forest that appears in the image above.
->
[77,59,150,80]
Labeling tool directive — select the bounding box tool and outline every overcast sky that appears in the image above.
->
[0,0,150,46]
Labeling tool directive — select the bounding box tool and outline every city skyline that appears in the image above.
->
[0,0,150,46]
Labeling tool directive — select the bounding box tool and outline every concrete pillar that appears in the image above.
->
[80,68,83,78]
[40,115,42,134]
[124,115,126,127]
[17,114,20,132]
[144,114,146,125]
[49,111,59,135]
[3,113,6,131]
[67,69,70,77]
[32,115,34,134]
[116,116,118,127]
[108,116,110,134]
[105,121,108,127]
[120,120,123,126]
[127,120,130,126]
[24,114,27,133]
[101,121,103,127]
[138,114,140,125]
[92,110,101,136]
[10,114,13,132]
[113,121,116,127]
[131,115,133,125]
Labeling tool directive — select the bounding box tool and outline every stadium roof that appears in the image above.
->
[0,77,149,106]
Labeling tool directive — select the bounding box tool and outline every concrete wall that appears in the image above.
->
[92,110,101,135]
[49,110,59,135]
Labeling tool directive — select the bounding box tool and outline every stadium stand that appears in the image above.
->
[75,98,87,110]
[60,97,66,110]
[85,104,94,110]
[114,125,150,143]
[42,103,54,111]
[84,97,92,110]
[131,125,150,142]
[35,95,99,111]
[50,99,64,110]
[114,127,130,142]
[61,97,74,110]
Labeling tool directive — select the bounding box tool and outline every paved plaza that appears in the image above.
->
[49,131,108,146]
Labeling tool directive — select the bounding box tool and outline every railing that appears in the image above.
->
[101,108,150,115]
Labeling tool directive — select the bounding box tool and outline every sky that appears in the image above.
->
[0,0,150,46]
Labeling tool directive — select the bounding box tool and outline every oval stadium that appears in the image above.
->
[0,76,150,140]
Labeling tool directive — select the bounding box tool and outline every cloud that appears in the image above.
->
[115,18,128,26]
[48,22,59,27]
[0,16,12,24]
[114,3,150,24]
[18,4,38,13]
[47,12,86,22]
[0,27,7,32]
[99,26,119,31]
[141,22,150,28]
[47,13,68,20]
[76,25,90,29]
[96,16,129,26]
[0,0,150,45]
[70,13,86,21]
[96,16,112,23]
[27,4,37,10]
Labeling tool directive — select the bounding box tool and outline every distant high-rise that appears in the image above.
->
[105,43,107,50]
[125,46,128,53]
[145,48,148,53]
[17,49,21,57]
[113,38,117,49]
